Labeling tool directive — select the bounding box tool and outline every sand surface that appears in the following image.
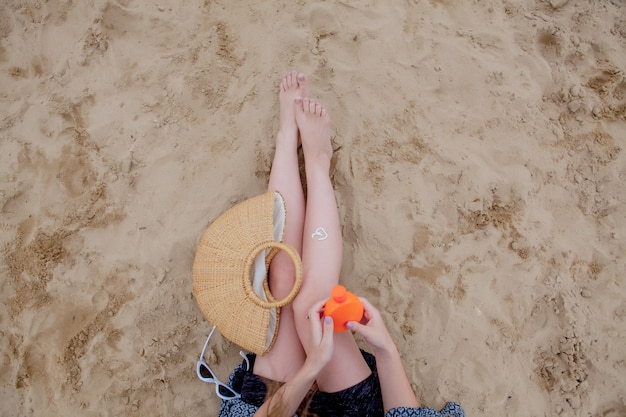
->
[1,1,626,416]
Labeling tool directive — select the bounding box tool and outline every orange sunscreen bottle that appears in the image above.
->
[324,285,364,332]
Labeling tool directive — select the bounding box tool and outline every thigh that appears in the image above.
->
[253,265,306,382]
[293,182,372,391]
[293,273,372,393]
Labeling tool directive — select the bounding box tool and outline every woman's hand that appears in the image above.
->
[303,299,335,374]
[347,297,396,355]
[252,300,335,417]
[349,298,420,409]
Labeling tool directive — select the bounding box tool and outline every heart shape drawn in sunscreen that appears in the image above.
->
[311,227,328,241]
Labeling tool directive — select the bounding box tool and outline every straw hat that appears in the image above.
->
[193,191,303,355]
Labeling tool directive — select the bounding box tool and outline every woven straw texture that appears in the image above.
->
[193,191,302,355]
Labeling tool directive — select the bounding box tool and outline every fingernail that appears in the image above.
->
[294,97,302,104]
[325,316,332,324]
[347,322,354,329]
[298,74,305,81]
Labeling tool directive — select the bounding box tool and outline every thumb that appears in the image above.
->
[321,316,334,345]
[347,320,371,337]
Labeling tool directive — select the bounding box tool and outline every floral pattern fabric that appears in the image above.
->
[217,353,464,417]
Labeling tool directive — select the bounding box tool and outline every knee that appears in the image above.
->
[268,270,296,299]
[291,290,328,319]
[291,296,311,320]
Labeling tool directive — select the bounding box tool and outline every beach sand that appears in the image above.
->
[1,1,625,416]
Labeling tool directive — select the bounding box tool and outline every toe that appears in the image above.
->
[315,102,323,117]
[311,101,317,115]
[294,96,303,112]
[297,73,310,94]
[289,71,297,88]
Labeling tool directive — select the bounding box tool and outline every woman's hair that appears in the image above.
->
[262,380,318,417]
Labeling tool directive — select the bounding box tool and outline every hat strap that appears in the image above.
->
[243,241,303,309]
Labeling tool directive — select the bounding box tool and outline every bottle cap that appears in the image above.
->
[324,285,363,332]
[331,285,347,303]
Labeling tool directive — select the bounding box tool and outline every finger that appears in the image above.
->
[358,297,375,311]
[359,312,370,325]
[308,299,326,318]
[359,297,380,319]
[307,299,327,344]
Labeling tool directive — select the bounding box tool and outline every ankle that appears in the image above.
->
[304,160,331,179]
[277,125,297,136]
[275,131,298,149]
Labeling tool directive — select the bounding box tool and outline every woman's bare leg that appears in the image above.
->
[292,97,372,392]
[253,72,310,382]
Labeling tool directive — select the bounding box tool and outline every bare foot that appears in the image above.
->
[278,71,310,148]
[294,97,332,171]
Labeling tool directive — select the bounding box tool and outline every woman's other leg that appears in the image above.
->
[292,97,372,392]
[253,71,309,381]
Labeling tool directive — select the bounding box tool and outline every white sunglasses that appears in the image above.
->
[196,326,249,400]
